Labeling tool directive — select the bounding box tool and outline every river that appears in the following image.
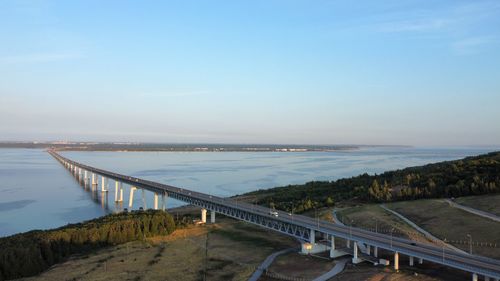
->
[0,146,497,237]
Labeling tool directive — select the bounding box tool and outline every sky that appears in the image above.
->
[0,0,499,146]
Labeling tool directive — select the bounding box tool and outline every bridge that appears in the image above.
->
[49,151,500,281]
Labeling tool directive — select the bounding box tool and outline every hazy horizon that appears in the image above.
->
[1,1,500,146]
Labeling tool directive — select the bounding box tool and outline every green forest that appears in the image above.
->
[0,210,178,281]
[247,151,500,213]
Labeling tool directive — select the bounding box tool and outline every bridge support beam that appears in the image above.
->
[154,193,159,210]
[374,246,378,258]
[101,176,107,192]
[92,173,97,190]
[84,170,88,182]
[409,256,414,266]
[128,186,137,209]
[115,181,122,202]
[352,241,362,264]
[141,189,146,209]
[366,245,371,255]
[310,229,315,244]
[201,208,207,223]
[211,210,215,223]
[419,258,423,264]
[472,273,478,281]
[161,192,167,211]
[394,252,399,271]
[347,239,351,248]
[329,236,346,258]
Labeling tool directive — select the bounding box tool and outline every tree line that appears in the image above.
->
[0,210,178,281]
[247,151,500,212]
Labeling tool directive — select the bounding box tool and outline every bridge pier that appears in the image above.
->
[347,239,351,248]
[84,170,88,182]
[352,241,362,264]
[366,244,371,255]
[129,186,137,209]
[472,273,478,281]
[374,246,378,258]
[161,192,167,211]
[310,229,315,244]
[101,176,107,192]
[211,210,215,223]
[419,257,423,264]
[141,189,147,209]
[91,173,97,191]
[115,181,123,202]
[201,208,207,223]
[394,252,399,271]
[154,192,159,210]
[409,256,414,266]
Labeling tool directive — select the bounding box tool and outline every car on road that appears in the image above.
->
[270,211,279,217]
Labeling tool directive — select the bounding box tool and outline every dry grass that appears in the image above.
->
[336,204,432,244]
[264,252,335,280]
[387,199,500,259]
[454,194,500,216]
[19,217,297,281]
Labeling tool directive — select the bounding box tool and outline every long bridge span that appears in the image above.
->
[49,151,500,281]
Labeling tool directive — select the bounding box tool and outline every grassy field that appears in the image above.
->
[263,252,335,280]
[387,199,500,259]
[16,207,494,281]
[454,194,500,216]
[19,217,298,281]
[335,204,431,243]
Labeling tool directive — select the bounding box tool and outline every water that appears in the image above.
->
[0,146,497,237]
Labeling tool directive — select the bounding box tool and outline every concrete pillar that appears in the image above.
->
[374,246,378,258]
[141,189,146,209]
[128,186,136,209]
[101,176,107,192]
[154,193,159,210]
[352,241,361,264]
[409,256,414,266]
[211,210,215,223]
[394,252,399,271]
[115,181,120,202]
[310,229,315,244]
[162,192,167,211]
[84,170,88,182]
[419,258,423,264]
[92,173,96,186]
[347,239,351,248]
[367,245,371,255]
[119,185,123,202]
[472,273,478,281]
[201,208,207,223]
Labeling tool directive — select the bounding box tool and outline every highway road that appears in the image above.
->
[49,151,500,279]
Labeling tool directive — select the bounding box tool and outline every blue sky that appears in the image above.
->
[0,0,499,145]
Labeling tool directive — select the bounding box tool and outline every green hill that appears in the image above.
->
[0,210,177,281]
[246,151,500,213]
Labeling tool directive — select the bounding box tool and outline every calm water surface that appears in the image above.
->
[0,147,497,237]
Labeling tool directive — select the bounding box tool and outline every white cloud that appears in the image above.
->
[451,36,496,55]
[0,52,82,64]
[377,18,454,33]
